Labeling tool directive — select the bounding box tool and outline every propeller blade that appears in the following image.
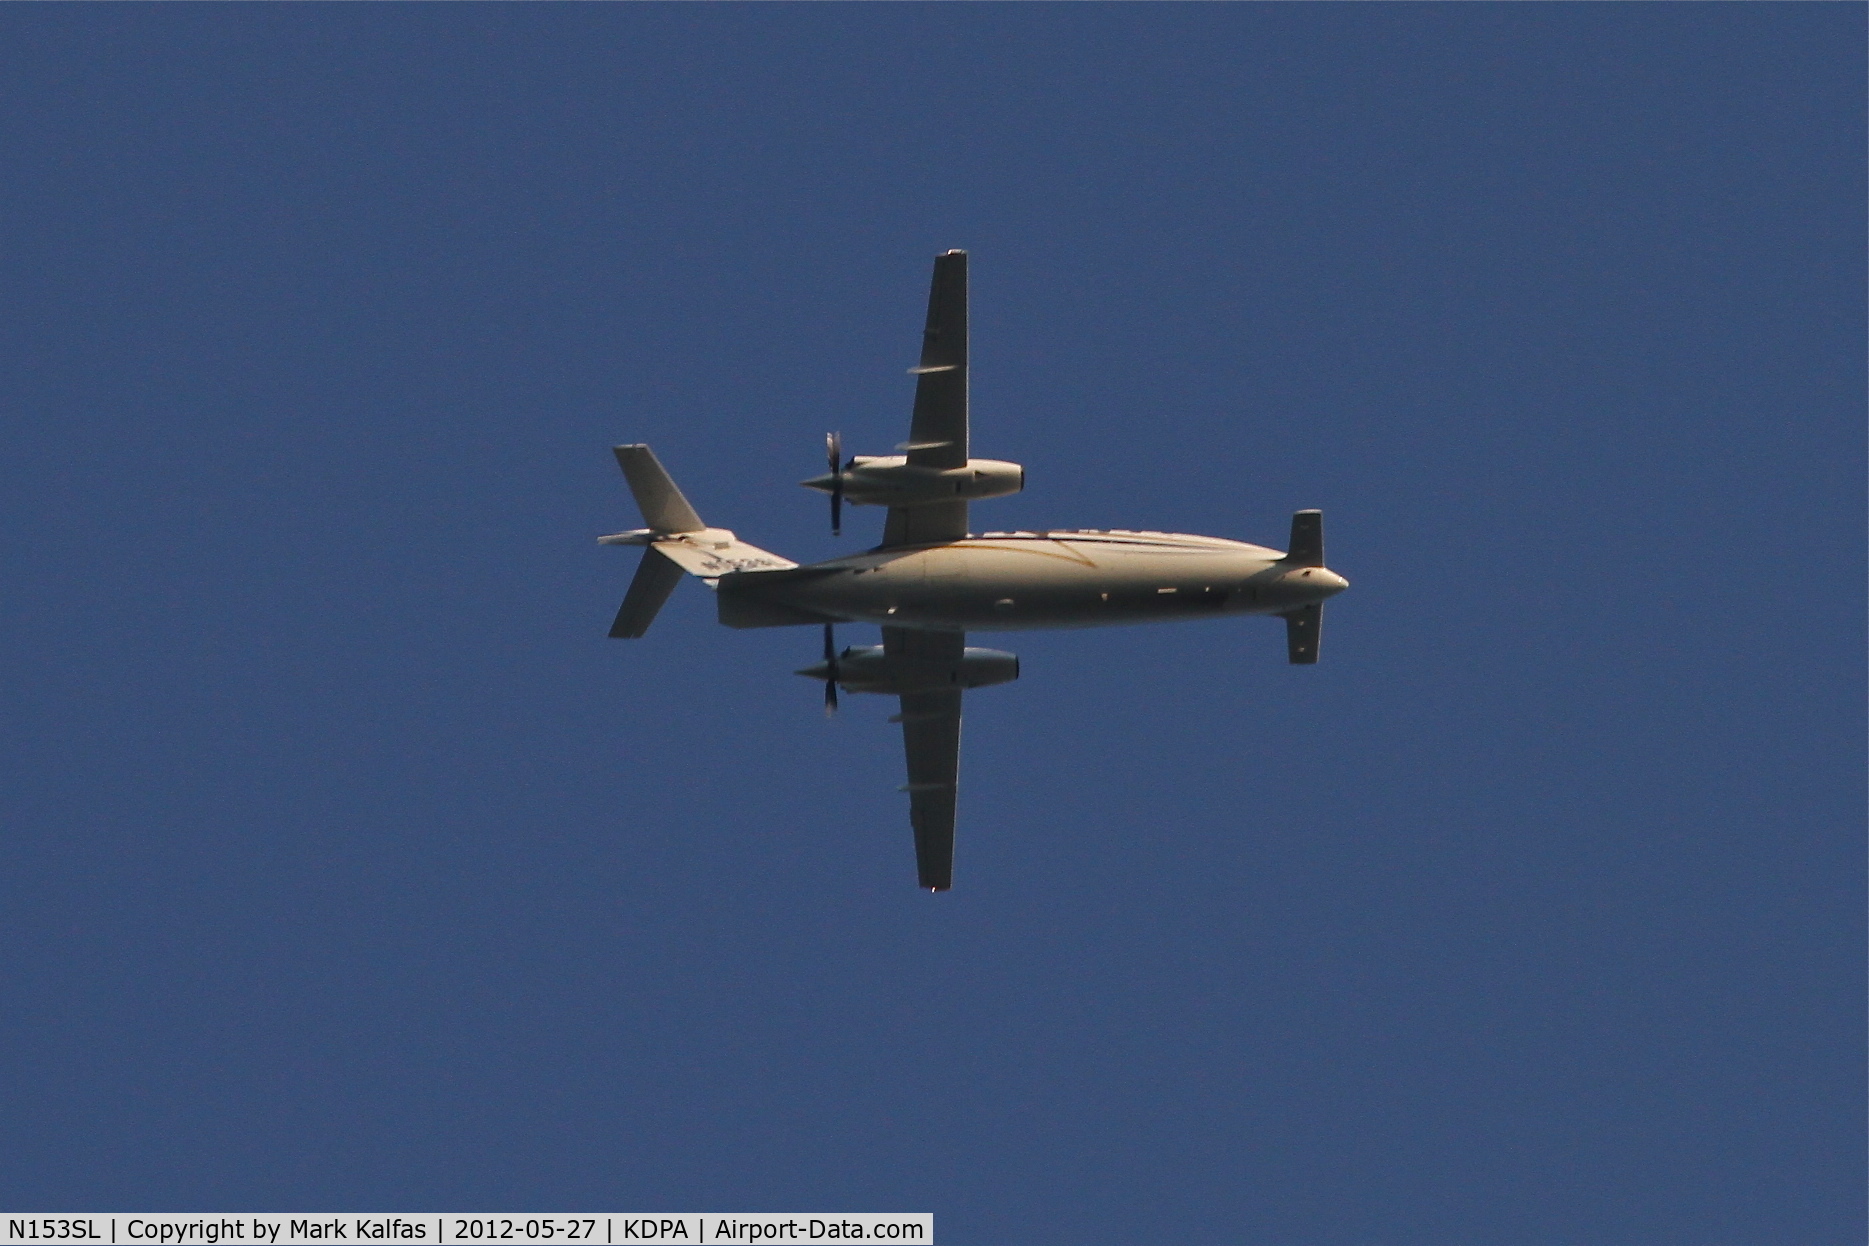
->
[822,623,840,715]
[826,431,845,535]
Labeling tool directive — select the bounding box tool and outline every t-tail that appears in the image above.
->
[598,444,796,638]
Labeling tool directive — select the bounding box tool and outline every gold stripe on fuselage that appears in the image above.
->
[940,540,1101,568]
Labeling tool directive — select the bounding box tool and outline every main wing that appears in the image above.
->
[886,627,965,891]
[881,250,970,549]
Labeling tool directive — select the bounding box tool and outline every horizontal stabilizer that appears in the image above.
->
[600,443,798,639]
[1282,604,1321,664]
[650,530,795,579]
[610,547,685,639]
[614,445,705,534]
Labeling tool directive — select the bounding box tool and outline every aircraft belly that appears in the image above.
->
[774,544,1286,630]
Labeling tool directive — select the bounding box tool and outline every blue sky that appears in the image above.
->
[0,7,1861,1244]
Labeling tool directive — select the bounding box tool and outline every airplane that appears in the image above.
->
[599,250,1348,892]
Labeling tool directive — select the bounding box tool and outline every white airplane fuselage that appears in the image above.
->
[721,528,1348,633]
[603,249,1351,891]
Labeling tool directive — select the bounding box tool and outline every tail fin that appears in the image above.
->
[614,444,705,533]
[600,444,796,638]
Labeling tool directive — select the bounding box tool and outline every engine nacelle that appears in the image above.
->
[813,644,1020,695]
[802,457,1024,509]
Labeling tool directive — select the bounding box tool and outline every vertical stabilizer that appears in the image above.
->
[601,443,795,638]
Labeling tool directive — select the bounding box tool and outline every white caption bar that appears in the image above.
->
[1,1218,930,1246]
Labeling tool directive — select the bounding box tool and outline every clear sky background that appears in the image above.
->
[1,7,1861,1244]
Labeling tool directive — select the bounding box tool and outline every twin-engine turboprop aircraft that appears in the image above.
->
[600,250,1348,891]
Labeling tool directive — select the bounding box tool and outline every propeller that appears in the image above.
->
[821,623,840,715]
[825,431,855,535]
